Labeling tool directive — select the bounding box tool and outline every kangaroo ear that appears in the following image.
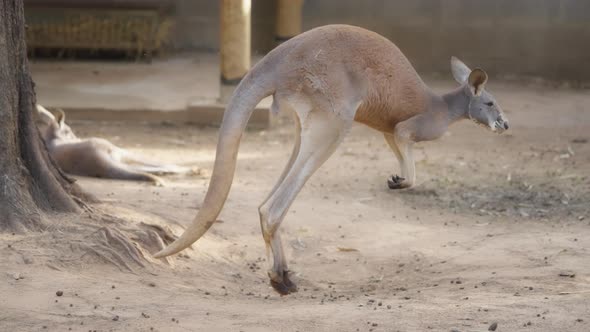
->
[451,56,472,84]
[55,109,66,128]
[35,104,56,122]
[467,68,488,96]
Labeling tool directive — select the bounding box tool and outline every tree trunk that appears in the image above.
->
[0,0,82,232]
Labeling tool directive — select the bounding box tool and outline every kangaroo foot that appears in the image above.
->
[151,177,165,187]
[387,175,408,190]
[269,271,298,295]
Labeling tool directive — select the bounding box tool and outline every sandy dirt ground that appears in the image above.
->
[1,79,590,332]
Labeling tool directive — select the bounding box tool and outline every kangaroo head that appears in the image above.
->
[451,57,509,133]
[35,105,77,142]
[36,104,57,141]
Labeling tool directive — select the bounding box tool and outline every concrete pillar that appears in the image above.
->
[276,0,304,42]
[220,0,251,84]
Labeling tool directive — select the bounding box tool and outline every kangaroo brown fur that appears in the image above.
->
[154,25,510,294]
[36,105,188,185]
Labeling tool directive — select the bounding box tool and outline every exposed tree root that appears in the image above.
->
[134,223,178,255]
[80,226,147,272]
[3,207,183,273]
[78,208,180,271]
[0,195,47,233]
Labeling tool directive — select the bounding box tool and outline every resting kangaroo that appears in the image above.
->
[154,25,509,294]
[36,105,188,184]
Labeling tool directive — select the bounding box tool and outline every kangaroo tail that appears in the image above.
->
[153,68,274,258]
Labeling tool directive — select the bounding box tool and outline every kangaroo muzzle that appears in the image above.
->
[494,116,509,133]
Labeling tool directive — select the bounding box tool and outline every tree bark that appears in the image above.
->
[0,0,81,232]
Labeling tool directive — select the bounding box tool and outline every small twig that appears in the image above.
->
[558,290,590,295]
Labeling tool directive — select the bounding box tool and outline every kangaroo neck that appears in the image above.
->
[398,86,469,142]
[438,86,469,123]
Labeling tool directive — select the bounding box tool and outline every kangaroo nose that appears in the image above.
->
[503,122,509,130]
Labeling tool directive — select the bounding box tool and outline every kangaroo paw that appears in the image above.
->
[270,271,298,295]
[387,175,408,190]
[151,177,165,187]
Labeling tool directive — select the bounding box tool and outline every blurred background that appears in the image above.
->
[25,0,590,126]
[170,0,589,81]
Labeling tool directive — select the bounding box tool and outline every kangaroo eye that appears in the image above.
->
[485,102,494,107]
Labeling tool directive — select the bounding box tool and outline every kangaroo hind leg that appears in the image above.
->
[103,158,165,186]
[258,107,352,295]
[258,103,301,287]
[120,149,188,175]
[260,101,302,208]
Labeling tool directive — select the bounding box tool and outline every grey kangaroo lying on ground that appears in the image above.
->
[155,25,510,294]
[36,105,189,185]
